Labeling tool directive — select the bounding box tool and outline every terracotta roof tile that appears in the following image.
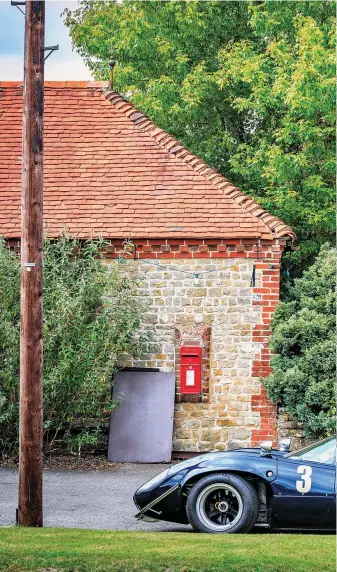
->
[0,81,295,241]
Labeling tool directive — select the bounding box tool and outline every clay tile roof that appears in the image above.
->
[0,81,295,241]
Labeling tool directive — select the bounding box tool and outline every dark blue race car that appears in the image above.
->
[134,437,336,533]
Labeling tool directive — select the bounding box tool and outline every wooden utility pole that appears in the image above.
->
[18,0,45,527]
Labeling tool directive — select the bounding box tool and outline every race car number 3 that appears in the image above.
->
[296,465,312,493]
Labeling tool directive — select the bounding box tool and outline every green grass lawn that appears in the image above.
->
[0,527,335,572]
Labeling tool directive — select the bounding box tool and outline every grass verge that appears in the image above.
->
[0,527,335,572]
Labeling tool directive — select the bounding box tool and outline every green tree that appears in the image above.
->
[263,245,336,437]
[0,237,145,456]
[216,1,336,275]
[65,0,335,276]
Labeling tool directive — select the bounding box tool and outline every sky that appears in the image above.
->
[0,0,93,80]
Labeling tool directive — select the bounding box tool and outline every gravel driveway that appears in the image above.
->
[0,465,191,531]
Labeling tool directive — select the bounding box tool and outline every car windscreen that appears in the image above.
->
[286,437,336,465]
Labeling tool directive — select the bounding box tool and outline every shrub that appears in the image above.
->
[263,245,336,437]
[0,236,146,456]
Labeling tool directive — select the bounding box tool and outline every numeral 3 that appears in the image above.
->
[296,465,312,493]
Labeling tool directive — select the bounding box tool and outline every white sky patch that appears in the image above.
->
[0,54,92,81]
[0,0,93,81]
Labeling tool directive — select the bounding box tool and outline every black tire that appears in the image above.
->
[186,473,259,534]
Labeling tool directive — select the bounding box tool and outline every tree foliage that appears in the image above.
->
[0,237,145,456]
[263,245,336,437]
[65,0,336,275]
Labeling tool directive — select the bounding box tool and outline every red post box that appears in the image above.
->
[180,346,202,394]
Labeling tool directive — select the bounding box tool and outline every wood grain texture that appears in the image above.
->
[18,0,45,527]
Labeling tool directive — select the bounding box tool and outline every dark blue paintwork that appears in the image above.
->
[134,439,336,530]
[271,457,335,529]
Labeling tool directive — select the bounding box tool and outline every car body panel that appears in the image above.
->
[181,452,278,487]
[133,439,336,531]
[271,457,336,529]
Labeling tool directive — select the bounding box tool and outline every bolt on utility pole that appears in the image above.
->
[18,0,45,527]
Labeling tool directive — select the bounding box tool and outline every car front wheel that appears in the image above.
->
[186,473,259,534]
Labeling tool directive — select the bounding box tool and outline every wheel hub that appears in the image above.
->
[195,482,244,532]
[215,500,229,513]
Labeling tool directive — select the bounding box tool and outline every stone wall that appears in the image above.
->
[106,238,285,452]
[7,236,288,454]
[277,407,307,451]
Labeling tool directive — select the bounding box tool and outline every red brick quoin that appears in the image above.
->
[250,241,286,446]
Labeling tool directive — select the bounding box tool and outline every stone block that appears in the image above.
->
[208,288,223,297]
[172,440,198,452]
[173,410,187,419]
[227,440,249,450]
[186,288,207,297]
[173,428,191,440]
[201,429,221,442]
[201,418,215,428]
[229,428,250,440]
[199,441,213,452]
[182,419,201,430]
[216,419,238,427]
[213,442,228,451]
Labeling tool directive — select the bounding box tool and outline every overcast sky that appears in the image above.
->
[0,0,93,80]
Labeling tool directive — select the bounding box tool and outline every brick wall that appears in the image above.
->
[108,238,285,452]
